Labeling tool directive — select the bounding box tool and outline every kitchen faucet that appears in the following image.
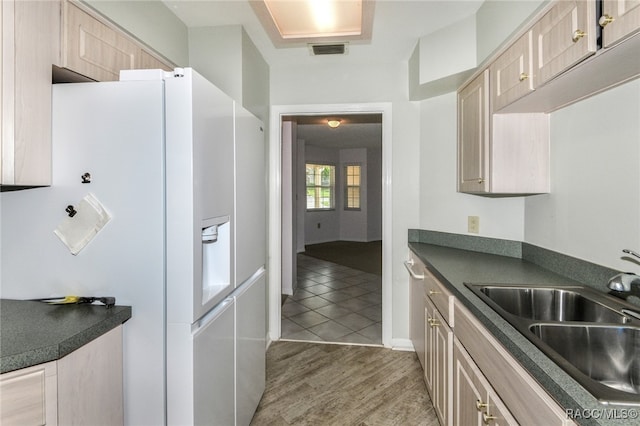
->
[607,249,640,293]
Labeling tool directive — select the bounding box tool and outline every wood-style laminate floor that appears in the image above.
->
[250,341,439,426]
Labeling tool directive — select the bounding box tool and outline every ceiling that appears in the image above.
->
[162,1,483,149]
[285,114,383,149]
[163,0,484,67]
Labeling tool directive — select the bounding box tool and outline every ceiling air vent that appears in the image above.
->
[309,43,348,56]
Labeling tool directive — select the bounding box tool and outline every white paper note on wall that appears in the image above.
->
[54,193,111,255]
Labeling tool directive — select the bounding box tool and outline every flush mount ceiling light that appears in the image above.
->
[327,119,341,128]
[265,0,362,39]
[251,0,374,48]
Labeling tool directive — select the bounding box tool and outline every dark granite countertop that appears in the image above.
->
[0,299,131,374]
[409,242,640,426]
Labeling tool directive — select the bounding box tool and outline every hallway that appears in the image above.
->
[281,253,382,345]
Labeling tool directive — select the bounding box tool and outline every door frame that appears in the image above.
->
[268,102,393,347]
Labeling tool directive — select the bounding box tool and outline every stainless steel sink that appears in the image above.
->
[465,283,640,405]
[478,285,629,323]
[529,324,640,397]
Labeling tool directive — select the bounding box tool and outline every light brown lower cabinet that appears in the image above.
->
[409,250,574,426]
[453,337,517,426]
[0,325,124,426]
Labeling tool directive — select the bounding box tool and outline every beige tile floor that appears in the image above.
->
[281,253,382,345]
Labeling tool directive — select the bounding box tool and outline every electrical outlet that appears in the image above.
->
[468,216,479,234]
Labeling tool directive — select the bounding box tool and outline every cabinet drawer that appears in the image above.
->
[0,361,57,426]
[424,268,454,327]
[532,0,596,87]
[454,300,572,425]
[491,31,534,111]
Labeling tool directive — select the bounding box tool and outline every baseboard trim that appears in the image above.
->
[391,338,414,351]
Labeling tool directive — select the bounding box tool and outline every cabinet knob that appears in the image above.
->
[482,413,497,424]
[477,178,484,184]
[429,318,440,327]
[518,72,528,82]
[599,14,614,27]
[476,400,488,411]
[572,30,586,43]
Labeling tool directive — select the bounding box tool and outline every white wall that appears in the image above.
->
[525,80,640,274]
[367,147,383,241]
[418,92,525,240]
[272,60,420,344]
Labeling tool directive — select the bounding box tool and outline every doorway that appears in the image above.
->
[267,103,393,347]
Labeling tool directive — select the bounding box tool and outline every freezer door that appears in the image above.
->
[235,270,267,426]
[193,298,235,426]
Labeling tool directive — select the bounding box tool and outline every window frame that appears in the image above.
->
[344,163,362,211]
[305,163,336,211]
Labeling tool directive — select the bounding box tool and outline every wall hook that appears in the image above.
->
[81,172,91,183]
[65,205,77,217]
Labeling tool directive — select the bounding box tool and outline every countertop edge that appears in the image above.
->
[408,242,638,426]
[1,305,132,374]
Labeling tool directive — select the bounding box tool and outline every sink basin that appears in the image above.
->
[465,283,640,405]
[530,324,640,399]
[478,286,629,323]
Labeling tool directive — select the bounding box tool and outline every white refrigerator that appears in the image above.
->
[0,68,266,425]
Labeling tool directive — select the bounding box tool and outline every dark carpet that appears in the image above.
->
[303,240,382,275]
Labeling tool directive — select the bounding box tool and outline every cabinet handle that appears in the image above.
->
[572,30,586,43]
[476,400,488,411]
[519,72,528,82]
[599,14,614,27]
[404,261,424,280]
[482,413,497,425]
[429,318,440,327]
[428,290,441,296]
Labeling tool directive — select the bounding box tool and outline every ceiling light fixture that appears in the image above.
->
[328,120,341,128]
[262,0,363,39]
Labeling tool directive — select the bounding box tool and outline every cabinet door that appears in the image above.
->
[457,70,489,193]
[431,307,453,426]
[453,339,517,426]
[1,0,59,186]
[491,31,534,111]
[426,296,452,426]
[424,296,435,395]
[601,0,640,47]
[62,1,140,81]
[409,257,426,369]
[0,361,57,426]
[533,0,596,87]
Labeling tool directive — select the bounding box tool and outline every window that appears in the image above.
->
[306,164,335,210]
[345,164,361,210]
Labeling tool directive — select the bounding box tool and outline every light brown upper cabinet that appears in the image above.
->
[600,0,640,47]
[490,31,534,112]
[532,0,597,88]
[1,0,60,187]
[62,1,140,82]
[458,70,550,195]
[62,1,173,81]
[1,0,174,190]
